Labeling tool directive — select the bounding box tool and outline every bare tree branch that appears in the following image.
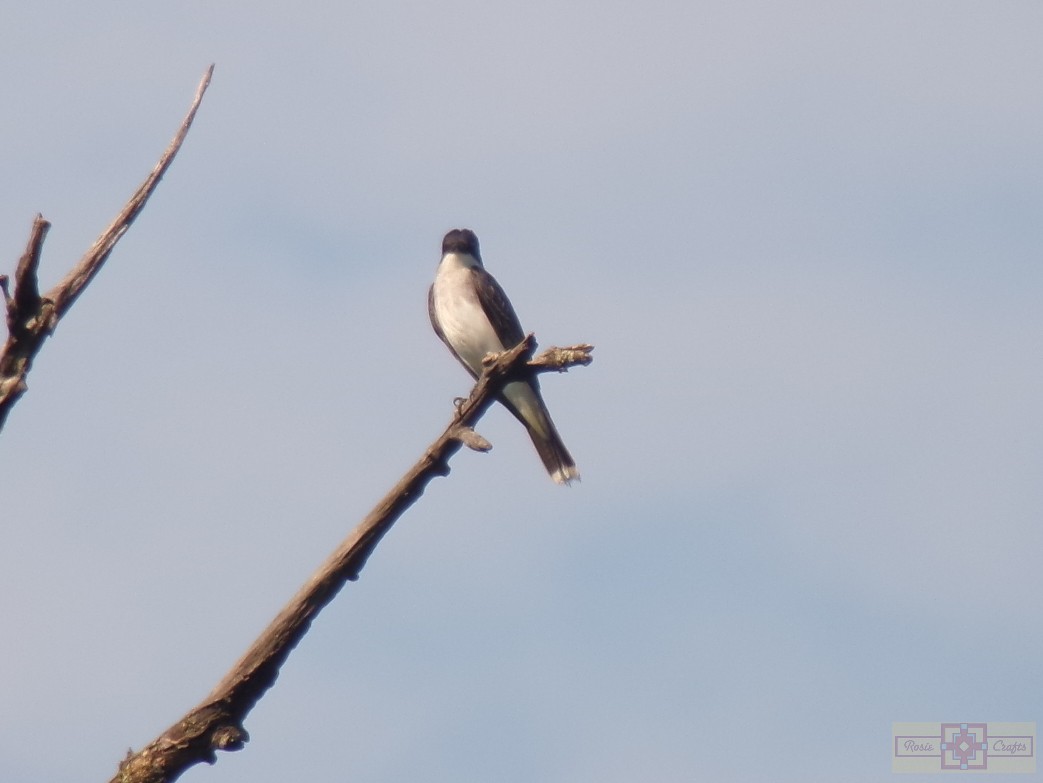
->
[1,60,591,781]
[111,336,593,783]
[0,64,215,433]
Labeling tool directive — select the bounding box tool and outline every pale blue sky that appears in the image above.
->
[1,2,1041,781]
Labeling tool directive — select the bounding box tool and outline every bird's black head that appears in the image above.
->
[442,228,481,260]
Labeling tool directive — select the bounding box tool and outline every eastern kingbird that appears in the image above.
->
[429,228,579,485]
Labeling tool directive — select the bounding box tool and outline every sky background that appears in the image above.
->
[1,2,1041,781]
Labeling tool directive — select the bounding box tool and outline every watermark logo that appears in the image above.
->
[893,722,1035,773]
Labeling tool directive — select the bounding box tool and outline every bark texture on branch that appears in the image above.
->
[0,65,214,433]
[111,336,593,783]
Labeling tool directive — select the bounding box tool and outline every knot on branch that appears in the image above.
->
[211,724,249,752]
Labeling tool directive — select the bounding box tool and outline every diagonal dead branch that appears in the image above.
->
[0,65,214,434]
[110,334,592,783]
[51,65,213,318]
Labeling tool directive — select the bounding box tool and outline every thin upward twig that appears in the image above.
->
[0,64,214,433]
[110,337,594,783]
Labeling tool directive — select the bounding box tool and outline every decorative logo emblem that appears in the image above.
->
[893,722,1035,774]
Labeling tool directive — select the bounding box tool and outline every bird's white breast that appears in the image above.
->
[432,253,505,374]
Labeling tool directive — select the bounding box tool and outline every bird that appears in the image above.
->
[428,228,579,485]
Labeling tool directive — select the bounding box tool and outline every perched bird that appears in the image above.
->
[428,228,579,485]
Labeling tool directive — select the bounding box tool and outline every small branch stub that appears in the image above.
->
[451,424,492,452]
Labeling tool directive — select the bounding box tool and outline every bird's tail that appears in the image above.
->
[501,378,579,485]
[529,419,580,485]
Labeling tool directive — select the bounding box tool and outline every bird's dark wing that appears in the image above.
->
[470,266,526,349]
